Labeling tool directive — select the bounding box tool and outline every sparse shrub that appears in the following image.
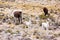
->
[22,25,28,29]
[39,13,49,19]
[32,21,36,24]
[6,29,12,33]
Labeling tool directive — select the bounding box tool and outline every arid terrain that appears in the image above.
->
[0,0,60,40]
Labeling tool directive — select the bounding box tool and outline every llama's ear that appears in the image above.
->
[19,12,22,13]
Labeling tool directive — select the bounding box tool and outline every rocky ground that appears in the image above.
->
[0,0,60,40]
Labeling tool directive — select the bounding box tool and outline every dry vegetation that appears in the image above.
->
[0,0,60,40]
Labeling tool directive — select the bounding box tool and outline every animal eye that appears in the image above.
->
[19,12,22,13]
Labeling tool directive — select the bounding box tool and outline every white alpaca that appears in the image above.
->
[24,17,32,27]
[42,21,49,30]
[42,21,49,35]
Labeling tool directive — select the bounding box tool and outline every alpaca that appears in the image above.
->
[42,21,49,35]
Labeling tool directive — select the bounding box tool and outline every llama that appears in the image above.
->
[12,10,23,24]
[43,7,49,16]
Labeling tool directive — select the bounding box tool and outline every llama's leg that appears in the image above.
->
[14,17,16,23]
[42,25,44,30]
[19,17,23,24]
[46,27,49,35]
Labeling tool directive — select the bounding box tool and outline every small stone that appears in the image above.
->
[0,30,3,32]
[21,38,31,40]
[7,0,15,2]
[36,36,39,39]
[26,26,28,28]
[58,33,60,36]
[15,23,19,25]
[8,22,11,24]
[16,30,20,33]
[3,18,6,22]
[53,39,57,40]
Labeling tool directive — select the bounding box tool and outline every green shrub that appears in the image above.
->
[39,13,54,19]
[6,29,12,33]
[39,13,49,19]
